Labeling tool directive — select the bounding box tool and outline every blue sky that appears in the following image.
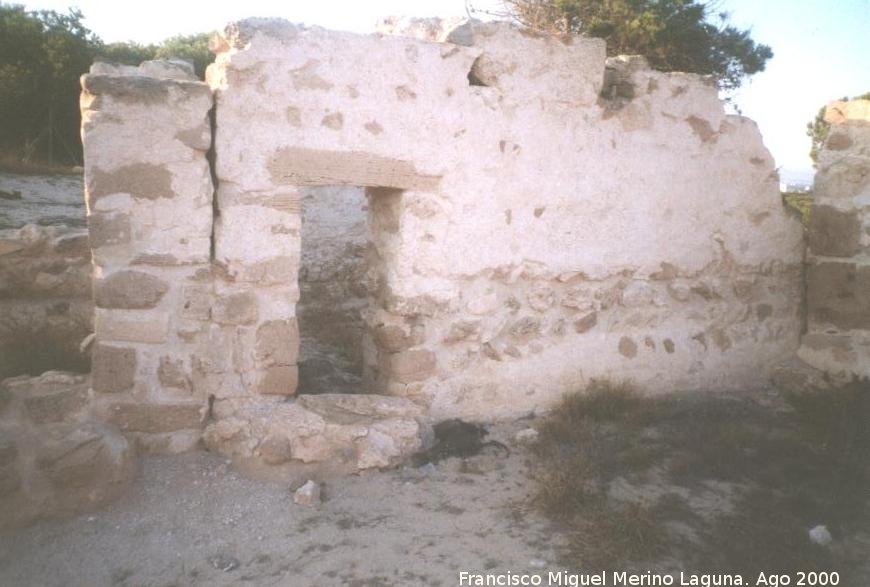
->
[24,0,870,181]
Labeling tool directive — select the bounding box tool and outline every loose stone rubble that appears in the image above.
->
[293,480,321,505]
[798,100,870,380]
[74,17,806,466]
[0,372,136,529]
[0,225,92,379]
[202,393,426,471]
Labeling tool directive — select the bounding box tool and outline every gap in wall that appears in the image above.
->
[297,185,371,394]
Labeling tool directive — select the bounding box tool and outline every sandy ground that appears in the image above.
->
[0,421,565,587]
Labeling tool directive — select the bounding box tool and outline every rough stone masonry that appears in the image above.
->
[78,18,804,467]
[799,99,870,379]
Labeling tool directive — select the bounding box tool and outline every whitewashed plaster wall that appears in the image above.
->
[204,18,803,421]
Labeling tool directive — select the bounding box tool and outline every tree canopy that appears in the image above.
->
[500,0,772,92]
[0,4,98,164]
[0,3,213,166]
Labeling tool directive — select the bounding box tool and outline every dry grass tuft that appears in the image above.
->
[782,191,813,226]
[530,378,870,576]
[533,380,664,568]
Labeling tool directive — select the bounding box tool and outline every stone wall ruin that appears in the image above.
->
[799,99,870,379]
[77,18,805,467]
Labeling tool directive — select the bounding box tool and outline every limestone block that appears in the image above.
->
[214,203,300,267]
[127,197,212,265]
[373,322,424,353]
[189,325,236,378]
[808,205,861,257]
[180,284,212,320]
[174,119,212,151]
[90,59,196,81]
[91,344,137,393]
[267,146,441,190]
[94,270,169,310]
[375,16,472,42]
[204,401,318,461]
[137,59,197,81]
[251,286,299,324]
[356,418,422,469]
[81,74,211,110]
[157,356,191,392]
[254,319,299,366]
[573,312,598,333]
[230,326,257,374]
[814,157,870,200]
[95,310,169,344]
[448,20,606,105]
[258,433,294,464]
[255,365,298,395]
[387,349,437,383]
[213,291,258,325]
[806,261,870,330]
[101,401,204,433]
[233,256,300,286]
[824,100,870,125]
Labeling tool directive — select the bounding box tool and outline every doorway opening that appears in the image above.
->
[296,185,372,394]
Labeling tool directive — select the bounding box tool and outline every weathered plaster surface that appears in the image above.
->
[207,18,802,421]
[798,100,870,379]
